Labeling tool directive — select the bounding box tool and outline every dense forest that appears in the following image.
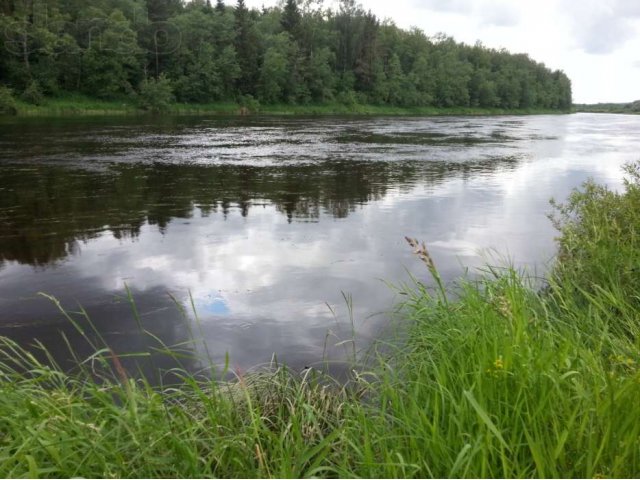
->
[0,0,572,111]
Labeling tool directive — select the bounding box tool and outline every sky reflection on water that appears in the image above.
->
[0,113,638,378]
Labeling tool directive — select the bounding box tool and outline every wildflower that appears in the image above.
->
[486,356,505,377]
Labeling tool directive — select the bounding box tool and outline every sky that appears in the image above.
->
[244,0,640,104]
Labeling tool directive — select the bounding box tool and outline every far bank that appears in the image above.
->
[7,95,569,118]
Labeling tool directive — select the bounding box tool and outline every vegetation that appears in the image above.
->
[0,86,18,115]
[20,80,46,105]
[2,163,640,477]
[574,101,640,114]
[10,96,563,116]
[0,0,572,115]
[138,74,175,112]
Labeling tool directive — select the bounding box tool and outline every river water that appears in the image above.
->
[1,113,638,377]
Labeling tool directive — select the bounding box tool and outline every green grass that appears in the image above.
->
[1,164,639,477]
[11,94,567,117]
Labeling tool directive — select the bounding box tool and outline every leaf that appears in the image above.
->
[463,390,509,450]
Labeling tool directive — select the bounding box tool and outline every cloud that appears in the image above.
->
[412,0,473,13]
[478,3,519,27]
[414,0,519,28]
[575,16,635,54]
[612,0,640,17]
[560,0,640,54]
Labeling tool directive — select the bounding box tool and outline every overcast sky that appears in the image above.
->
[245,0,640,103]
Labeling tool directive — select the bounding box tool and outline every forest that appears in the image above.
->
[0,0,572,112]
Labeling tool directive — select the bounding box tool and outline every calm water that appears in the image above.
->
[1,113,638,378]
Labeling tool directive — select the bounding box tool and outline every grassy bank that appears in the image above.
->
[1,166,640,478]
[11,94,566,117]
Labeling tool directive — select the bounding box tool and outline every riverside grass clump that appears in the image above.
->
[1,165,640,478]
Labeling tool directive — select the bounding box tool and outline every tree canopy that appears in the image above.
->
[0,0,572,109]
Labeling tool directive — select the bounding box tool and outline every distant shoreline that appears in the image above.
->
[8,98,570,118]
[573,101,640,115]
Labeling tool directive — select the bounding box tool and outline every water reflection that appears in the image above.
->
[0,158,524,266]
[0,113,639,377]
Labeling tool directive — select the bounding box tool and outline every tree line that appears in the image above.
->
[0,0,572,111]
[574,101,640,115]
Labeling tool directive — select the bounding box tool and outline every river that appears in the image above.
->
[1,113,638,378]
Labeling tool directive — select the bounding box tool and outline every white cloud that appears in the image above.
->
[559,0,640,54]
[413,0,519,27]
[412,0,472,14]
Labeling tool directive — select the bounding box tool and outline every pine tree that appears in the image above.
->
[234,0,259,94]
[280,0,300,38]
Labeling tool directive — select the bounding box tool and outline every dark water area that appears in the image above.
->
[1,113,638,379]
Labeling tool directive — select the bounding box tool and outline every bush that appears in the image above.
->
[138,74,174,113]
[21,80,45,106]
[336,89,358,108]
[238,94,260,114]
[550,161,640,337]
[0,86,18,115]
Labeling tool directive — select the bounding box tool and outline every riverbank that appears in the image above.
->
[1,164,639,478]
[574,101,640,115]
[10,95,566,117]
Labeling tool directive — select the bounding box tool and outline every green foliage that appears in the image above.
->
[281,0,301,37]
[81,10,142,98]
[550,162,640,339]
[575,101,640,114]
[138,75,175,112]
[234,0,260,95]
[238,93,260,113]
[0,0,572,111]
[337,89,358,108]
[0,86,18,115]
[21,80,46,106]
[259,34,292,103]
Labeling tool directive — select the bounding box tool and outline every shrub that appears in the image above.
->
[138,74,174,113]
[238,94,260,114]
[0,86,18,115]
[550,161,640,337]
[336,89,358,108]
[21,80,45,106]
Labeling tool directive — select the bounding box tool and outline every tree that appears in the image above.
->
[258,33,293,103]
[0,0,78,93]
[233,0,260,95]
[82,10,142,98]
[306,47,335,102]
[164,9,225,102]
[430,39,471,107]
[0,0,572,110]
[280,0,300,38]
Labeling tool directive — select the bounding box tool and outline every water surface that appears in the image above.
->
[1,113,638,377]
